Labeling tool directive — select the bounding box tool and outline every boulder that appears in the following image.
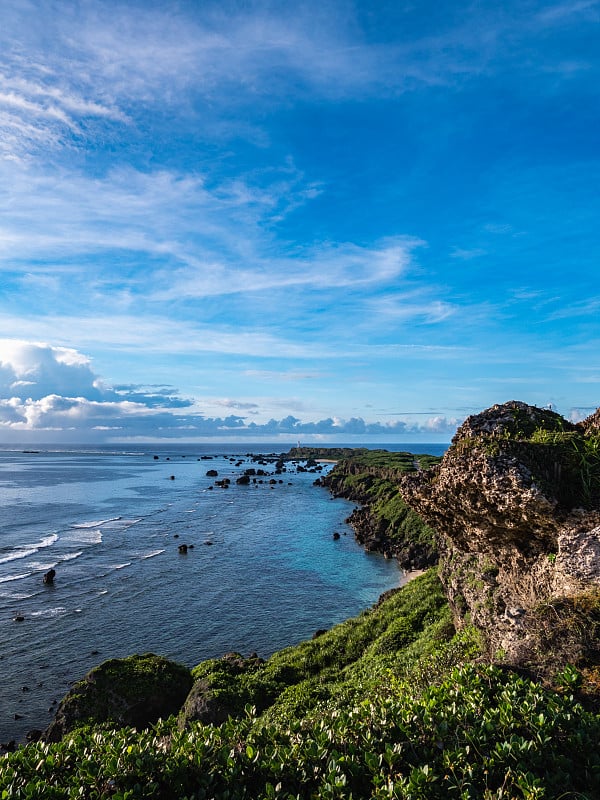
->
[178,652,264,729]
[44,653,193,742]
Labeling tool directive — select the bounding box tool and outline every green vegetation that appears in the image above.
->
[3,571,600,798]
[44,654,193,743]
[184,570,453,727]
[4,434,600,798]
[322,453,439,568]
[286,448,441,472]
[527,429,600,507]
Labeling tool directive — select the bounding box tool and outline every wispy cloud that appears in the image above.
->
[2,0,591,162]
[0,317,335,360]
[536,0,599,24]
[368,296,456,324]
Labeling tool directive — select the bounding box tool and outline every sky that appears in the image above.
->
[0,0,598,444]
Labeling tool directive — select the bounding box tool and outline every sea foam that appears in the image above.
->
[0,533,58,565]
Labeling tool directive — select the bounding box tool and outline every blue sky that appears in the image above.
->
[0,0,598,443]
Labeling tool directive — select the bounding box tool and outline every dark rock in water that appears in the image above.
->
[206,469,218,477]
[178,544,188,554]
[0,740,16,752]
[332,532,341,540]
[169,475,175,480]
[236,474,250,485]
[43,568,56,585]
[13,714,23,720]
[204,540,213,546]
[153,455,159,460]
[44,653,193,742]
[26,729,42,742]
[13,614,25,622]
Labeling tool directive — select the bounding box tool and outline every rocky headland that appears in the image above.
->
[320,449,440,570]
[401,400,600,686]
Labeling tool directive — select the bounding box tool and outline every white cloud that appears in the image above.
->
[0,156,424,344]
[450,247,487,260]
[368,296,456,324]
[0,338,459,441]
[150,237,422,301]
[0,339,100,401]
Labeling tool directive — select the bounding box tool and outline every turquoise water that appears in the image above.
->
[0,443,445,743]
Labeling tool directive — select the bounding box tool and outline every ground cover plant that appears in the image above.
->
[3,571,600,798]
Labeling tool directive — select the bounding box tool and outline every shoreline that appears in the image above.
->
[1,449,401,748]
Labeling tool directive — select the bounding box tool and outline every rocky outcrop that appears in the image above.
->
[178,652,264,729]
[401,400,600,677]
[44,653,193,742]
[322,458,438,570]
[43,569,56,585]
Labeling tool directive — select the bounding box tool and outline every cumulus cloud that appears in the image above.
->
[0,340,102,401]
[0,339,459,442]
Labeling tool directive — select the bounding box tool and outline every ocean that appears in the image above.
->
[0,442,447,744]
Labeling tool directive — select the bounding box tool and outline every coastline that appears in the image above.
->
[1,447,401,747]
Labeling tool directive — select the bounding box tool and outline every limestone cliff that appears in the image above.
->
[401,400,600,681]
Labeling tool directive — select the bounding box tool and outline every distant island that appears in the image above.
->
[3,401,600,798]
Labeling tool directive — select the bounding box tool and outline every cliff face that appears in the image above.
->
[321,456,439,570]
[401,401,600,676]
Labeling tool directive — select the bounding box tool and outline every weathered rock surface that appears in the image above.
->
[401,400,600,676]
[44,653,193,742]
[178,652,264,729]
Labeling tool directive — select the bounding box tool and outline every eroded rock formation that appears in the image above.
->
[401,401,600,676]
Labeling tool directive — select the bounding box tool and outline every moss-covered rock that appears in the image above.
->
[44,653,193,742]
[179,652,265,728]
